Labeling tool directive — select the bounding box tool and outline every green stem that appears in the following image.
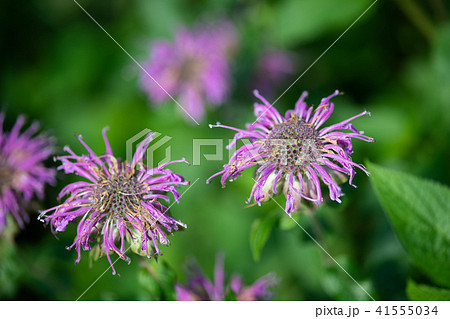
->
[309,211,332,266]
[139,258,162,286]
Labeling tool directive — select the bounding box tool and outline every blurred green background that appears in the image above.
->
[1,0,449,300]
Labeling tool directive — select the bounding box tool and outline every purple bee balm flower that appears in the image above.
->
[230,273,277,301]
[40,129,188,274]
[0,113,55,233]
[140,22,237,123]
[207,90,374,215]
[175,253,277,301]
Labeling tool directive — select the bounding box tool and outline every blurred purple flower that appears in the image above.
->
[176,253,277,301]
[40,129,188,274]
[253,49,295,98]
[208,90,374,215]
[140,22,237,123]
[0,113,55,233]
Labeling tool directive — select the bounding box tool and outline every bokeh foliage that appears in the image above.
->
[1,0,449,300]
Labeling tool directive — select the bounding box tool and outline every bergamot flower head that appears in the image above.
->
[140,21,237,123]
[207,90,374,215]
[40,128,188,274]
[0,112,55,233]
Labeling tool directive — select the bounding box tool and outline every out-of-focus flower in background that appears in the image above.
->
[208,90,374,215]
[252,48,296,99]
[40,129,188,274]
[176,253,277,301]
[140,21,238,123]
[0,113,55,234]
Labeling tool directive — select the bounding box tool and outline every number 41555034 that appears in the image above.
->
[376,306,438,316]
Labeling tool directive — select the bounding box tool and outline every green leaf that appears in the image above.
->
[407,280,450,301]
[368,162,450,288]
[250,216,278,261]
[138,260,177,301]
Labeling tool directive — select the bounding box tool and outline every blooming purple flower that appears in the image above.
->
[140,22,237,123]
[253,49,295,98]
[207,90,374,215]
[175,253,277,301]
[40,129,188,274]
[0,113,55,233]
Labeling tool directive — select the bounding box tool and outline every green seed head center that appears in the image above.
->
[264,115,320,173]
[94,173,144,216]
